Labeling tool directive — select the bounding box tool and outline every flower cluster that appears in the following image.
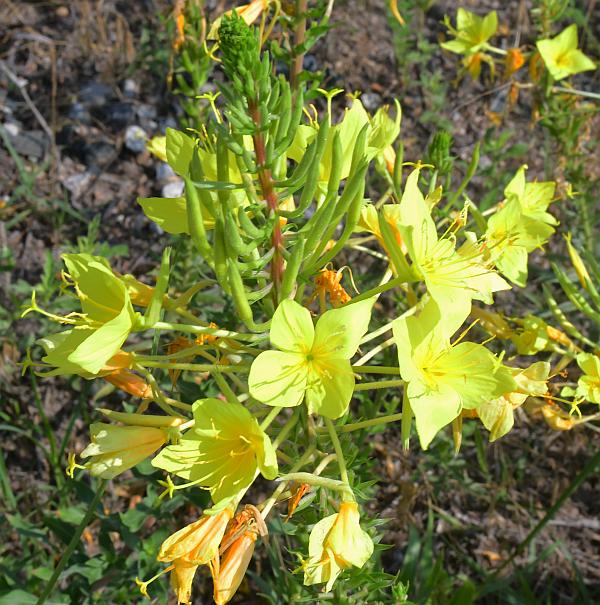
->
[27,6,600,604]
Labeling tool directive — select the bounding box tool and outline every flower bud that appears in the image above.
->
[81,423,168,479]
[212,530,257,605]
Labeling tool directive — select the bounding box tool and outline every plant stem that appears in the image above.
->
[273,408,300,449]
[351,365,400,375]
[260,407,281,431]
[153,321,266,342]
[552,86,600,101]
[260,445,315,518]
[401,388,412,450]
[346,276,404,305]
[353,379,405,391]
[36,480,106,605]
[290,0,308,91]
[360,320,395,346]
[325,418,349,485]
[338,412,403,433]
[137,360,250,373]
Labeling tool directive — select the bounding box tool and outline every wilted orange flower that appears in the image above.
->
[212,529,257,605]
[313,268,351,308]
[104,369,153,399]
[505,48,525,78]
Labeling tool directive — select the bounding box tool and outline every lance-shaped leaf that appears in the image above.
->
[393,298,516,449]
[248,298,375,418]
[152,398,277,503]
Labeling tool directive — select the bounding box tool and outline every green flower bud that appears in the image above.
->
[427,130,454,176]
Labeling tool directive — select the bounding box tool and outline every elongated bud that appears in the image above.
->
[212,530,257,605]
[564,234,591,290]
[103,370,153,399]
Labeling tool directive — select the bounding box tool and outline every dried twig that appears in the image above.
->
[0,59,59,168]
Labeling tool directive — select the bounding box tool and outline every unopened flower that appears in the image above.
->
[208,0,270,40]
[212,529,257,605]
[152,398,278,503]
[103,369,153,399]
[81,418,177,479]
[303,501,373,591]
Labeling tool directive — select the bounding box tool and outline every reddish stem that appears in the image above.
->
[250,104,283,301]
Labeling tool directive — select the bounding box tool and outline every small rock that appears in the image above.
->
[85,140,115,166]
[68,102,91,124]
[79,82,112,107]
[6,129,46,159]
[55,5,69,17]
[100,102,134,129]
[4,122,19,137]
[62,171,93,198]
[303,54,318,72]
[361,92,382,112]
[124,125,147,153]
[156,162,176,182]
[162,179,184,198]
[122,78,139,98]
[136,103,157,120]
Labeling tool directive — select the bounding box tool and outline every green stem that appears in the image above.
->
[212,372,239,404]
[552,86,600,101]
[338,412,403,433]
[360,320,395,346]
[325,418,349,485]
[137,360,250,373]
[346,276,404,305]
[260,445,316,518]
[401,388,412,451]
[273,408,300,449]
[260,407,281,431]
[36,481,106,605]
[153,321,267,342]
[351,365,400,375]
[277,472,353,497]
[354,379,405,391]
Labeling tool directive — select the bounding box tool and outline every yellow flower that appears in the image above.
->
[212,529,257,605]
[81,422,171,479]
[303,501,373,591]
[159,509,233,564]
[158,509,233,604]
[536,24,596,81]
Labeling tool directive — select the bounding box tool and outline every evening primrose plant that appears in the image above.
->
[26,10,594,605]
